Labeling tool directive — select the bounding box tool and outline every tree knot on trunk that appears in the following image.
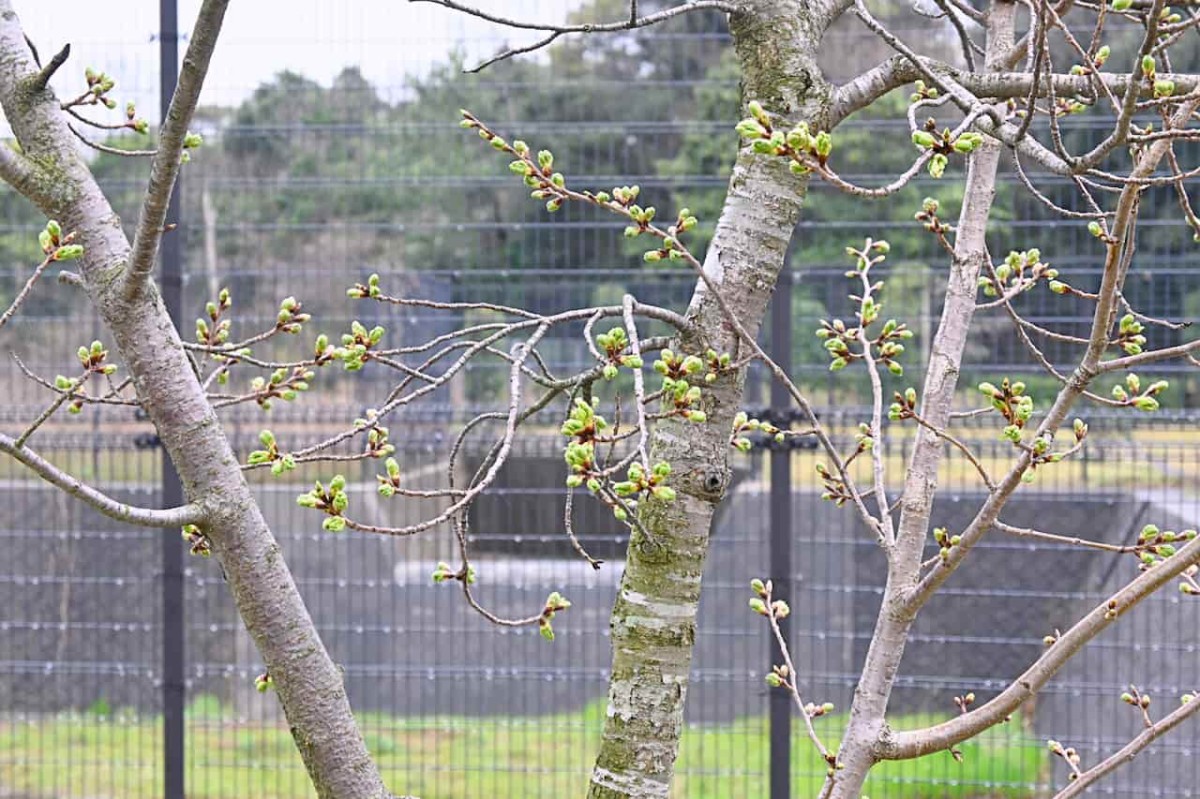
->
[682,465,728,501]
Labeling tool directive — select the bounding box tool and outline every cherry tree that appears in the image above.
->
[2,0,1200,798]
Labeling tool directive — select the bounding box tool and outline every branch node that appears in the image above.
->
[31,42,69,91]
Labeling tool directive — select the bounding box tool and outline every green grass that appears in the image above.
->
[0,697,1045,799]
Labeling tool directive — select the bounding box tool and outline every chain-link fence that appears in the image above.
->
[1,2,1199,797]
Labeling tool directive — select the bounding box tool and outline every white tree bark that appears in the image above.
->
[587,2,840,796]
[824,4,1013,796]
[0,5,394,796]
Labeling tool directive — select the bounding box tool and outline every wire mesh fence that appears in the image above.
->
[1,2,1199,798]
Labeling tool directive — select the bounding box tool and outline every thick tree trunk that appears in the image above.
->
[0,8,392,798]
[825,4,1013,797]
[587,3,833,796]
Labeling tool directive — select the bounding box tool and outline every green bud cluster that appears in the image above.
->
[730,410,786,451]
[914,197,950,236]
[347,273,383,300]
[888,387,919,421]
[979,379,1035,439]
[595,326,644,379]
[246,429,297,476]
[1070,45,1111,76]
[1133,524,1196,572]
[313,333,337,365]
[815,462,852,506]
[254,672,274,693]
[933,526,962,561]
[297,475,350,532]
[250,365,314,409]
[855,422,875,452]
[353,409,396,458]
[737,101,834,176]
[911,122,980,177]
[561,397,607,444]
[538,591,572,642]
[665,377,707,422]
[910,80,939,102]
[276,296,310,334]
[699,348,732,384]
[1052,98,1087,117]
[181,523,212,558]
[1047,738,1082,771]
[376,457,403,497]
[650,349,709,422]
[818,240,911,376]
[179,131,203,164]
[612,461,676,506]
[432,561,476,585]
[978,249,1058,298]
[1110,373,1168,412]
[1121,685,1152,710]
[1115,313,1147,355]
[561,399,610,497]
[82,66,117,109]
[196,287,233,347]
[1154,79,1176,99]
[76,339,117,376]
[747,578,789,619]
[39,220,84,262]
[123,101,149,135]
[337,320,385,371]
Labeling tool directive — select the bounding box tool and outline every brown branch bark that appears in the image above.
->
[883,531,1200,759]
[122,0,229,298]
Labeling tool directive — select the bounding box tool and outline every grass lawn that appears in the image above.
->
[0,698,1045,799]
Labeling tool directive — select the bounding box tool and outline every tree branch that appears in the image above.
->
[830,53,1200,126]
[0,141,54,207]
[121,0,229,298]
[883,530,1200,759]
[30,41,69,91]
[1050,693,1200,798]
[0,251,54,330]
[0,434,204,528]
[410,0,737,71]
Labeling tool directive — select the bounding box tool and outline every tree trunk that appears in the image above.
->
[825,4,1013,796]
[587,3,834,796]
[0,7,393,797]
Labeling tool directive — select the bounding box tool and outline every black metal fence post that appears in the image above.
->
[768,264,793,799]
[159,1,186,796]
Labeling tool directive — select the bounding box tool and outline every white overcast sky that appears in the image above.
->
[10,1,582,119]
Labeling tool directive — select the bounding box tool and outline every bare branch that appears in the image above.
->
[830,55,1200,128]
[0,251,54,330]
[122,0,230,298]
[410,0,737,71]
[67,122,157,157]
[0,434,203,528]
[30,41,68,91]
[994,520,1150,554]
[1051,693,1200,798]
[884,531,1200,759]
